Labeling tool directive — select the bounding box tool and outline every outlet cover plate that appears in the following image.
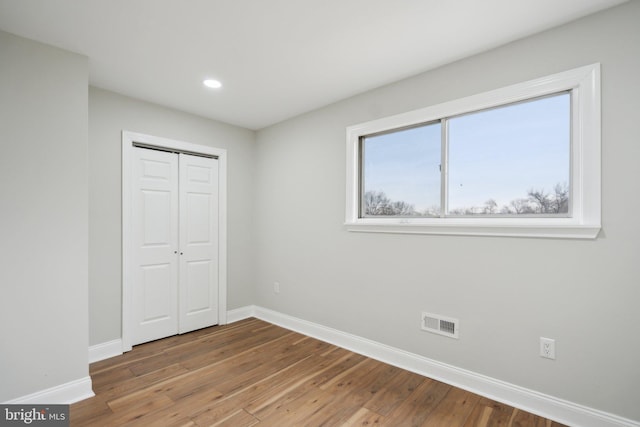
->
[540,337,556,359]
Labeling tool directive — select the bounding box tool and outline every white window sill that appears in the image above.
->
[345,219,600,239]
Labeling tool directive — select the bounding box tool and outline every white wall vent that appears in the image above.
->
[421,312,459,339]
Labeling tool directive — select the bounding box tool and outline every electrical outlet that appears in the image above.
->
[273,282,280,294]
[540,337,556,360]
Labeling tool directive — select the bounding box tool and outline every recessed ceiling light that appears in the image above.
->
[203,79,222,89]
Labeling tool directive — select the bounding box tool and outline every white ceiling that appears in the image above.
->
[0,0,627,130]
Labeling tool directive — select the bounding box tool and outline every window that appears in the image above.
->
[346,64,601,239]
[361,93,571,218]
[362,121,442,217]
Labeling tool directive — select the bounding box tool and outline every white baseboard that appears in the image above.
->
[228,305,639,427]
[89,339,123,363]
[226,305,256,323]
[4,376,94,405]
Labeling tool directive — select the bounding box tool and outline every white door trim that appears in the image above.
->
[122,130,228,352]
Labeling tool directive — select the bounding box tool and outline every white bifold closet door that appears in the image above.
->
[131,146,219,346]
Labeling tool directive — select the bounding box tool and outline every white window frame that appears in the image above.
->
[345,64,601,239]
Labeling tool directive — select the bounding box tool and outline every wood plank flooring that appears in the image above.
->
[72,318,568,426]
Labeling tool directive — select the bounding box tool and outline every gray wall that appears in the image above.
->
[253,2,640,421]
[88,87,255,346]
[0,31,89,400]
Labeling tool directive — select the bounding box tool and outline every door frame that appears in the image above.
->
[121,130,228,352]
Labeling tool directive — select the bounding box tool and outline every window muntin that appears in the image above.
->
[345,64,601,239]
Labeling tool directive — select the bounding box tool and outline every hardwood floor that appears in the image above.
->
[72,318,568,426]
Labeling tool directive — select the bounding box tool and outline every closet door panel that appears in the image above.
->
[179,154,219,333]
[131,148,179,345]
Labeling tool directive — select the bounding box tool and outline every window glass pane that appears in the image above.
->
[362,122,441,217]
[447,93,570,215]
